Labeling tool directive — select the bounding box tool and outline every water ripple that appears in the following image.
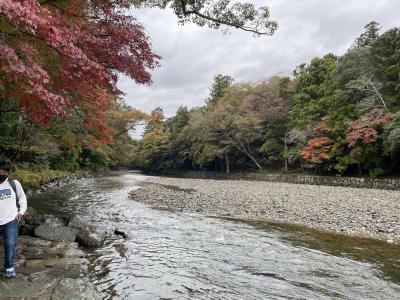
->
[30,172,400,300]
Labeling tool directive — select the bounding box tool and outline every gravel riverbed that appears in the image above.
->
[130,176,400,243]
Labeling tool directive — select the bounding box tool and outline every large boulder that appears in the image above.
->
[68,216,90,230]
[68,216,106,248]
[34,217,79,242]
[19,207,46,236]
[76,228,106,248]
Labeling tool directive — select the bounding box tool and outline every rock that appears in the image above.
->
[0,230,96,299]
[0,273,57,298]
[45,241,85,258]
[24,210,54,227]
[76,227,106,248]
[25,257,88,268]
[51,277,101,300]
[114,243,129,258]
[68,215,90,230]
[129,176,400,244]
[34,224,79,242]
[23,236,52,247]
[63,247,86,258]
[22,246,46,256]
[114,228,129,239]
[22,207,39,225]
[42,216,66,227]
[68,216,106,247]
[21,224,35,236]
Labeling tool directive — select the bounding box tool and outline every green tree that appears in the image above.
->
[371,27,400,110]
[206,74,234,105]
[353,21,381,48]
[289,54,338,128]
[205,84,264,170]
[167,106,193,169]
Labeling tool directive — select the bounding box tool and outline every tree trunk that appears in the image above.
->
[248,153,262,170]
[232,139,262,170]
[225,155,230,173]
[284,134,288,173]
[357,163,362,175]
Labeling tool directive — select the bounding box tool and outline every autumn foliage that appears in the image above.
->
[0,0,159,139]
[301,121,335,164]
[345,109,392,148]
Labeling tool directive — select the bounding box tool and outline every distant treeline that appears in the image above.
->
[0,95,149,173]
[132,22,400,177]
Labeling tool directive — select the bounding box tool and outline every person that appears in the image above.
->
[0,161,27,278]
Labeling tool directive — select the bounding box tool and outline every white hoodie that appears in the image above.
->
[0,178,27,225]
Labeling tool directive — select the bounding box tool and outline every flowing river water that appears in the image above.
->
[29,172,400,299]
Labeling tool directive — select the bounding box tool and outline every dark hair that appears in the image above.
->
[0,161,11,172]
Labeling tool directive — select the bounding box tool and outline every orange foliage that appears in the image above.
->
[301,136,335,163]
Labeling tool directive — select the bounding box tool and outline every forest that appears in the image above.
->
[1,0,276,185]
[132,22,400,177]
[0,0,399,179]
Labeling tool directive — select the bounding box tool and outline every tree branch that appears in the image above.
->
[180,0,271,35]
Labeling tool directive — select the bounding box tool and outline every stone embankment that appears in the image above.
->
[178,171,400,190]
[0,209,111,299]
[130,177,400,243]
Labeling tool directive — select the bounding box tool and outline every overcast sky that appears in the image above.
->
[118,0,400,118]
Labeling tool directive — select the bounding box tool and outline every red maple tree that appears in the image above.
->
[301,120,335,164]
[0,0,159,141]
[345,108,393,148]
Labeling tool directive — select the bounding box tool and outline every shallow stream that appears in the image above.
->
[29,172,400,299]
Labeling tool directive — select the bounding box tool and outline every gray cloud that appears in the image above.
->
[118,0,400,118]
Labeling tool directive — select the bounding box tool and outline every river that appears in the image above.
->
[29,171,400,299]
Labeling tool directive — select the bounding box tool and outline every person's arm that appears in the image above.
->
[15,180,27,215]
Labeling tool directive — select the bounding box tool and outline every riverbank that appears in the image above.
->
[0,235,100,299]
[12,168,93,193]
[0,210,106,298]
[130,176,400,244]
[166,170,400,190]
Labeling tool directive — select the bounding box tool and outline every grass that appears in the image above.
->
[12,169,72,190]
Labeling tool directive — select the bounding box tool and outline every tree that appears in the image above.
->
[167,106,193,169]
[289,54,338,128]
[346,109,392,148]
[383,112,400,172]
[371,27,400,110]
[1,0,276,147]
[134,0,277,35]
[144,107,166,134]
[0,0,159,139]
[183,108,229,171]
[353,21,381,48]
[168,106,190,139]
[206,74,234,105]
[345,108,393,176]
[301,120,336,166]
[131,107,171,172]
[256,77,294,170]
[205,83,264,170]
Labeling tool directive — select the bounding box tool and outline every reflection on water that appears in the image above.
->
[235,219,400,285]
[29,172,400,299]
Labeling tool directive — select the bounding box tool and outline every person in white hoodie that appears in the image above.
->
[0,161,27,278]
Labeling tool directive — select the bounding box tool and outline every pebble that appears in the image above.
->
[130,177,400,244]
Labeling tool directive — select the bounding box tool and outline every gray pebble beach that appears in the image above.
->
[130,176,400,243]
